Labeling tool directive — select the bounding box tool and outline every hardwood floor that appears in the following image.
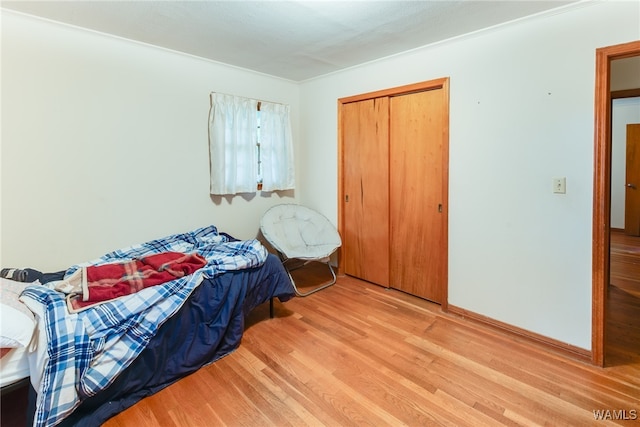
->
[2,246,638,426]
[102,261,640,426]
[610,230,640,298]
[607,230,640,369]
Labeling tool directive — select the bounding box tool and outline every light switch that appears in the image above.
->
[553,177,566,194]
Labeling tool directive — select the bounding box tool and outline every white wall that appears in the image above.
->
[1,11,300,271]
[612,98,640,228]
[298,1,640,350]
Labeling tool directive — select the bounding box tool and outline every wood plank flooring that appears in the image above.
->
[607,230,640,369]
[610,230,640,298]
[2,236,638,426]
[103,257,640,426]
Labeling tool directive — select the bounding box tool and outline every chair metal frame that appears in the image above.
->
[280,256,337,297]
[260,204,341,297]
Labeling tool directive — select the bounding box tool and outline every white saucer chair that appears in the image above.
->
[260,204,342,296]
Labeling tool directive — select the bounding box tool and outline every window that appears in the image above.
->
[208,93,295,195]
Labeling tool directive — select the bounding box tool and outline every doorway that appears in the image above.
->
[592,40,640,367]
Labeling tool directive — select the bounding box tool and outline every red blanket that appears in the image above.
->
[71,252,207,310]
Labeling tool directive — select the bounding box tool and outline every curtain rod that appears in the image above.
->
[210,92,286,106]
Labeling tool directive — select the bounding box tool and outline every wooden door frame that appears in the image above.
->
[337,77,450,310]
[592,40,640,367]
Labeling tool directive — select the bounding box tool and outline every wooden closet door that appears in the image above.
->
[625,123,640,236]
[389,88,447,303]
[342,97,390,286]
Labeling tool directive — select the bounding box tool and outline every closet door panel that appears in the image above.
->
[342,97,390,286]
[389,89,446,302]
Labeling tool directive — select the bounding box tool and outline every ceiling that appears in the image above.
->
[1,0,578,81]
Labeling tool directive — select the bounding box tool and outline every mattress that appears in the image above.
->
[0,346,30,389]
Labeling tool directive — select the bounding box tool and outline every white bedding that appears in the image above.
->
[0,346,30,388]
[1,276,39,390]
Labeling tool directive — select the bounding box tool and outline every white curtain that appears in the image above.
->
[208,93,258,195]
[260,101,295,192]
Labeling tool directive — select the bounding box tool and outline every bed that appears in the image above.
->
[1,278,38,395]
[0,347,31,391]
[0,225,295,427]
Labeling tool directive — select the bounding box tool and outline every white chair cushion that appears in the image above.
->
[260,204,341,260]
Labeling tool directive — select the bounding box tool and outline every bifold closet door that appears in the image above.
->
[342,97,390,286]
[389,88,447,303]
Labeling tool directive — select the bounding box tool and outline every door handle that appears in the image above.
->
[627,183,637,189]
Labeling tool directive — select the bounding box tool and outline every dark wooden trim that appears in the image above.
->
[448,305,591,362]
[593,40,640,367]
[611,88,640,99]
[440,78,450,313]
[338,78,448,104]
[336,98,345,276]
[592,45,610,368]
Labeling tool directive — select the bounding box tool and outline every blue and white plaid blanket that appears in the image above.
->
[20,225,267,427]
